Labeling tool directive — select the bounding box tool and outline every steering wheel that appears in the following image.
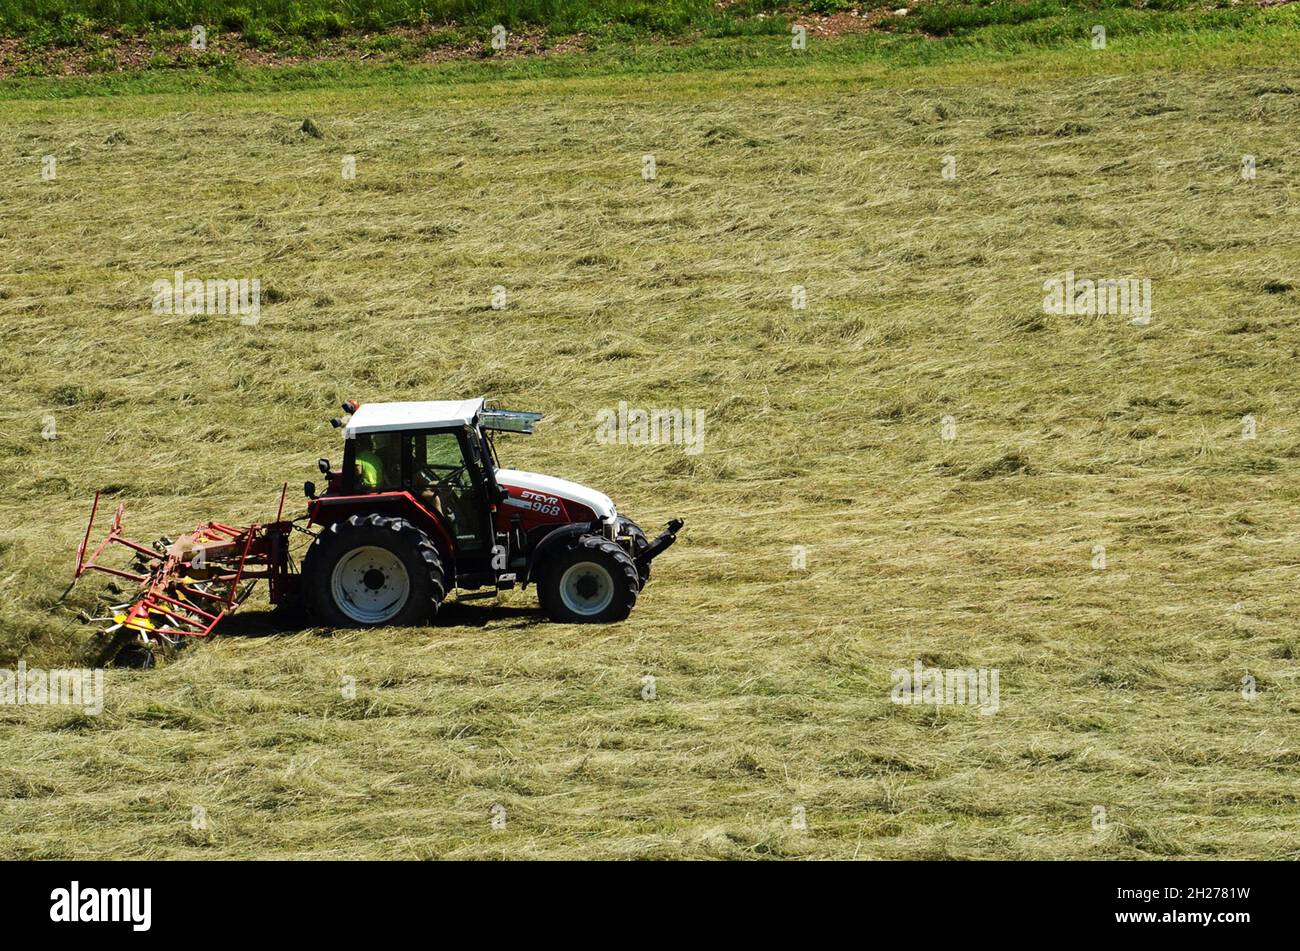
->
[415,464,466,493]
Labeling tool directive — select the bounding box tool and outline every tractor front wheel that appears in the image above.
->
[537,534,639,623]
[615,515,651,586]
[302,514,446,627]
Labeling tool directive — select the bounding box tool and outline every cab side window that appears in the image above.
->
[421,432,466,476]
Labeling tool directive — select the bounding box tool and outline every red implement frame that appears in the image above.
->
[72,485,296,641]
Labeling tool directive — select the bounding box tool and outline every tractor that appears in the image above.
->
[71,398,683,662]
[301,398,683,625]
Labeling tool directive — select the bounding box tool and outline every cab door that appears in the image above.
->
[405,429,492,556]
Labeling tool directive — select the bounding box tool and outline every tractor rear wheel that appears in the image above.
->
[538,534,639,623]
[302,514,446,627]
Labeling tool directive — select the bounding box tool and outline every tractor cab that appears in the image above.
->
[341,407,496,558]
[310,399,501,570]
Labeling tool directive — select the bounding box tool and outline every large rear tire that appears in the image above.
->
[302,514,446,627]
[537,534,639,623]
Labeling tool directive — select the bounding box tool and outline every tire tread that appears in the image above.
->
[301,513,446,626]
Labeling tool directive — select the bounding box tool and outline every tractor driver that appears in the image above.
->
[353,433,399,491]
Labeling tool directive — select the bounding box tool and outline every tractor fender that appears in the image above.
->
[524,522,595,587]
[308,492,457,563]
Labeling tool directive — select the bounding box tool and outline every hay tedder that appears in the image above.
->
[70,398,683,666]
[72,486,299,666]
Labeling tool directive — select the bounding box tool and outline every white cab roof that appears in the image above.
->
[345,398,485,436]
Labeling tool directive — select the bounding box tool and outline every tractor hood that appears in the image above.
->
[494,468,617,521]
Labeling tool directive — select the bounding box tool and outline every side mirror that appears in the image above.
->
[304,481,316,499]
[318,458,330,474]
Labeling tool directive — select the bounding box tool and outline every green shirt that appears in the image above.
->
[356,450,383,489]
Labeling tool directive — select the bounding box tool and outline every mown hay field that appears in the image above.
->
[1,27,1299,858]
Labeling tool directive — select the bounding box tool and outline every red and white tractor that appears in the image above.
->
[71,399,682,663]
